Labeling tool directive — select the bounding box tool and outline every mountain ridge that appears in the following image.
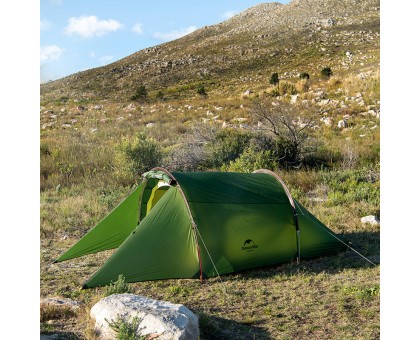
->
[40,0,379,102]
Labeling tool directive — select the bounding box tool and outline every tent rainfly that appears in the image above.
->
[55,168,347,288]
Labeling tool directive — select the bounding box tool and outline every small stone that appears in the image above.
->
[337,120,348,129]
[41,297,81,312]
[361,215,379,225]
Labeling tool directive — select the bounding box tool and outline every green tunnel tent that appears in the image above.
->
[55,168,348,288]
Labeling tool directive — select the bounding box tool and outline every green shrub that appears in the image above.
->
[114,132,163,184]
[270,88,280,97]
[222,147,276,173]
[131,84,148,102]
[341,285,380,300]
[197,84,207,96]
[321,165,380,207]
[321,67,333,78]
[106,316,144,340]
[156,90,165,101]
[269,72,279,86]
[299,72,310,79]
[205,130,253,168]
[278,81,297,95]
[104,274,132,296]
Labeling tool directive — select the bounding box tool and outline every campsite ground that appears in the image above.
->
[40,166,380,339]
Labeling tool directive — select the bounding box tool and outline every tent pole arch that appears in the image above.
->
[148,167,204,282]
[253,169,301,263]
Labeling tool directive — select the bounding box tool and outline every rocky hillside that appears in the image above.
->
[40,0,380,102]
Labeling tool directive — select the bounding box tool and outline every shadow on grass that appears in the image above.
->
[226,231,380,280]
[197,312,273,340]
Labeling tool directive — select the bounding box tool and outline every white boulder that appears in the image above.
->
[361,215,380,225]
[290,94,299,105]
[91,294,199,340]
[320,117,332,126]
[337,120,348,129]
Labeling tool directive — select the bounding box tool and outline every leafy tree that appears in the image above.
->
[269,72,279,86]
[321,67,333,78]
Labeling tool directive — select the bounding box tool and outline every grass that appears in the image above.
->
[40,163,380,339]
[40,85,380,338]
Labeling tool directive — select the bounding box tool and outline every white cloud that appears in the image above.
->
[221,10,239,20]
[40,19,52,31]
[40,45,65,62]
[153,26,197,41]
[132,23,143,35]
[65,15,122,38]
[99,55,115,65]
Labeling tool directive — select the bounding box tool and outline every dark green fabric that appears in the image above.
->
[83,186,199,288]
[174,172,297,276]
[172,172,290,204]
[191,202,296,277]
[57,170,347,288]
[55,183,144,262]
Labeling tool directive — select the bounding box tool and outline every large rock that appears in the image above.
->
[90,294,199,340]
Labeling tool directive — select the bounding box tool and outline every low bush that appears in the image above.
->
[106,316,144,340]
[321,67,333,78]
[278,81,297,95]
[222,147,276,173]
[299,72,310,79]
[104,274,132,296]
[131,85,148,102]
[296,79,310,93]
[113,132,163,185]
[205,129,253,169]
[197,84,207,96]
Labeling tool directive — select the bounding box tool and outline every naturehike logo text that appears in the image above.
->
[241,239,258,252]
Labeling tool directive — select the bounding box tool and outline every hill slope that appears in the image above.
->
[40,0,379,102]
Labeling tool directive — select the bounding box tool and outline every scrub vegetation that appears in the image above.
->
[40,0,379,338]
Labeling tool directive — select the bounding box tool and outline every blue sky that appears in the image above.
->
[40,0,289,82]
